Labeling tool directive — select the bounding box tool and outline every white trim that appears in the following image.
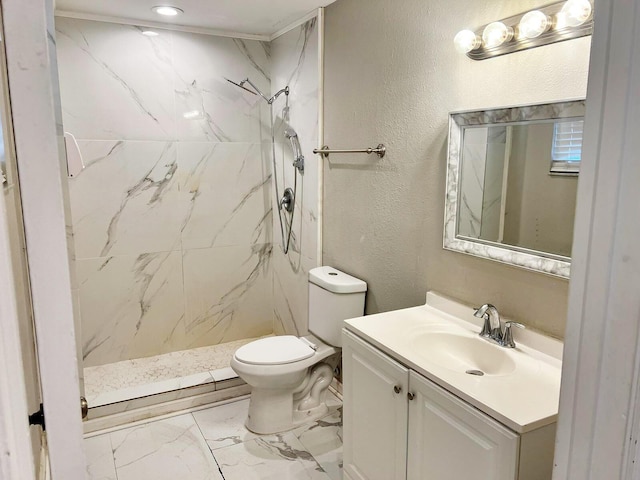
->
[317,7,325,266]
[54,10,270,41]
[270,9,319,41]
[38,434,50,480]
[85,393,251,438]
[0,178,36,480]
[553,0,640,477]
[2,0,85,478]
[83,385,251,435]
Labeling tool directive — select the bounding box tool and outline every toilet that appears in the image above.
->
[231,266,367,434]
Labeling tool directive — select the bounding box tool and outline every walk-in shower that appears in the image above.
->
[226,77,304,254]
[56,14,320,424]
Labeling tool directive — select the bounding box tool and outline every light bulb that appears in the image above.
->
[482,22,513,49]
[152,6,184,16]
[141,30,159,37]
[454,30,481,54]
[519,11,550,39]
[557,0,592,28]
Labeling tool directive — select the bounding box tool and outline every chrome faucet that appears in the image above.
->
[474,304,525,348]
[474,304,501,340]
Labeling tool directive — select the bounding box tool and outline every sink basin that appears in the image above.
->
[411,332,517,376]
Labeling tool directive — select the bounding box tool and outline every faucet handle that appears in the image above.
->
[502,321,525,348]
[505,321,525,329]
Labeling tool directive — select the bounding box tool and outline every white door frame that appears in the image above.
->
[552,0,640,478]
[0,0,85,478]
[0,204,36,480]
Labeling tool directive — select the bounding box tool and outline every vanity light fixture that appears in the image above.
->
[152,6,184,16]
[454,0,593,60]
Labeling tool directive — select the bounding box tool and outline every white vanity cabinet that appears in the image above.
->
[406,369,518,480]
[342,329,409,480]
[343,329,555,480]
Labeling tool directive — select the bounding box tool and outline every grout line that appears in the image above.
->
[107,431,120,480]
[212,454,227,480]
[191,411,227,479]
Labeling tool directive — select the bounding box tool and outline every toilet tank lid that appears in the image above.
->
[309,266,367,294]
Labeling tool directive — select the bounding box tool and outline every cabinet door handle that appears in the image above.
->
[394,385,402,394]
[408,392,416,401]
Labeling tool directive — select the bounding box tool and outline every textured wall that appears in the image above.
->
[270,18,321,337]
[323,0,591,338]
[56,18,274,366]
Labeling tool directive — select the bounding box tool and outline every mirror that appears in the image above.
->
[444,100,585,278]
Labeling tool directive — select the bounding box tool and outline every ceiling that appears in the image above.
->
[54,0,337,38]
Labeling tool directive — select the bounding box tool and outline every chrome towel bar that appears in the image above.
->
[313,144,386,159]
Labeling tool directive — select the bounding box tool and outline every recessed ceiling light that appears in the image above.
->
[152,6,183,16]
[141,30,159,37]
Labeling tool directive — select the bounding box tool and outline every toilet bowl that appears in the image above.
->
[231,334,337,434]
[231,266,367,434]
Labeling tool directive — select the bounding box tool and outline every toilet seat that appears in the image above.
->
[234,336,315,365]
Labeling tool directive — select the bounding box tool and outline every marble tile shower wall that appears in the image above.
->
[458,127,507,240]
[55,17,275,367]
[270,19,320,337]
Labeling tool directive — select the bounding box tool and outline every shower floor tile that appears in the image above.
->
[84,337,265,406]
[85,393,343,480]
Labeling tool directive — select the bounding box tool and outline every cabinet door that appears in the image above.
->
[407,371,519,480]
[343,330,409,480]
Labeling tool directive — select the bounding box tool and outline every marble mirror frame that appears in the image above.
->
[443,99,586,278]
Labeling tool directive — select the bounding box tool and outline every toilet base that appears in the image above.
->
[245,363,334,434]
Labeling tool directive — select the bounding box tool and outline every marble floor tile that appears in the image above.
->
[84,391,343,480]
[213,431,332,480]
[293,408,344,480]
[110,414,223,480]
[84,434,117,480]
[192,398,261,450]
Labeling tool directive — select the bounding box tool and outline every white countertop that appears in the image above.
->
[343,292,563,434]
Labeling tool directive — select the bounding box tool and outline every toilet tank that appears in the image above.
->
[308,266,367,347]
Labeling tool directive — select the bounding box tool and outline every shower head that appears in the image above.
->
[226,76,289,105]
[224,77,258,96]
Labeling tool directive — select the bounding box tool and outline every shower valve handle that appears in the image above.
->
[280,188,294,213]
